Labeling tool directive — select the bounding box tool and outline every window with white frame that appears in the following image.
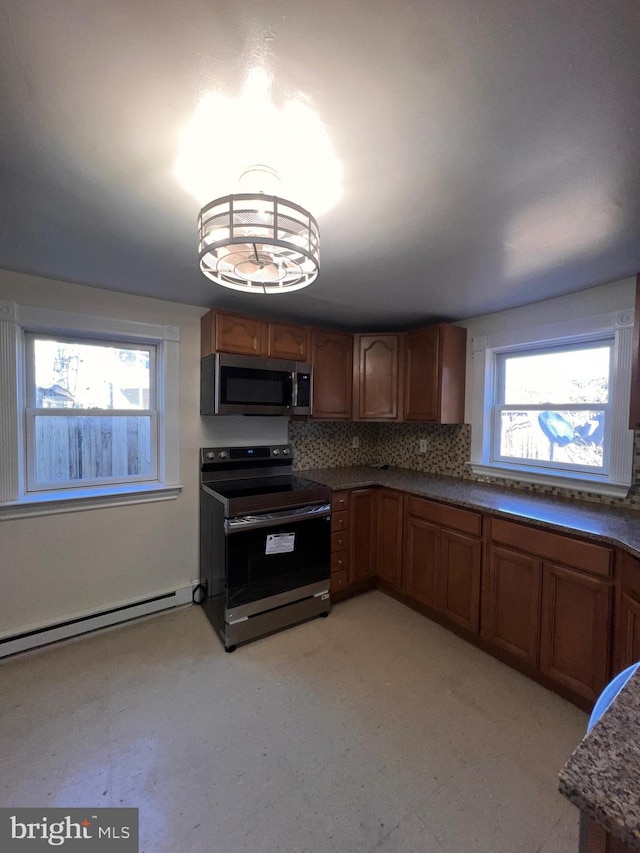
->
[0,301,181,518]
[469,310,635,497]
[25,333,158,491]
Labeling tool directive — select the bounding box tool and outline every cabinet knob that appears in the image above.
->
[337,559,343,567]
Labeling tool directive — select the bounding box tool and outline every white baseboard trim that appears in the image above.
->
[0,584,195,659]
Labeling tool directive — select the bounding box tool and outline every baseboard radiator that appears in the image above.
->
[0,585,194,659]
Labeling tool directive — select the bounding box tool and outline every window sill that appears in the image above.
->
[468,463,630,499]
[0,483,183,520]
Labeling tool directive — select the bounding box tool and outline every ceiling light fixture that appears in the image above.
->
[197,165,320,294]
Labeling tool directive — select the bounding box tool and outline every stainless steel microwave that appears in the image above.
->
[201,353,313,416]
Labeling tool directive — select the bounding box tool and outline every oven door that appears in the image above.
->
[215,353,295,415]
[224,504,331,614]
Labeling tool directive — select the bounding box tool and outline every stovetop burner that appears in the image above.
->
[199,444,331,516]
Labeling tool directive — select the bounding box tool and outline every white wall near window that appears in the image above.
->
[458,277,637,497]
[0,268,287,644]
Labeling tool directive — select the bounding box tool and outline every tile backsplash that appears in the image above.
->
[289,420,640,511]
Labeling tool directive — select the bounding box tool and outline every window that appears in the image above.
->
[469,310,635,497]
[25,334,158,491]
[493,341,611,475]
[0,302,181,518]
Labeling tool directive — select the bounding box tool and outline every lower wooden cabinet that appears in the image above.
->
[403,514,440,609]
[540,562,611,703]
[440,529,482,632]
[330,491,351,598]
[483,545,542,665]
[484,518,613,704]
[614,550,640,672]
[328,486,622,710]
[403,496,482,632]
[350,488,377,583]
[375,489,403,589]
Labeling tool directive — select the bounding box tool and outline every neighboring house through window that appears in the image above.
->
[469,309,635,497]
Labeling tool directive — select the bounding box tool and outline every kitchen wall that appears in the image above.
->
[0,269,286,640]
[2,269,638,642]
[290,276,640,511]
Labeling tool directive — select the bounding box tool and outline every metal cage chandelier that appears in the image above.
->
[197,188,320,294]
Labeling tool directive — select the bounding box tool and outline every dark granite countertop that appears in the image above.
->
[559,669,640,850]
[298,465,640,557]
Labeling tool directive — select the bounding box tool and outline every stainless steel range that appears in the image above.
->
[199,444,331,652]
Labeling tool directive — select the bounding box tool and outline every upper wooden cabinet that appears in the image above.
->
[268,322,310,361]
[353,334,402,420]
[403,324,467,423]
[201,310,310,361]
[311,329,353,419]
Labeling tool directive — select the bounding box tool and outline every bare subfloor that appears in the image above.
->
[1,591,586,852]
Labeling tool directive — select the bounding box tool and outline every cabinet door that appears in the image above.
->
[440,529,481,633]
[349,489,377,583]
[404,326,440,422]
[215,312,267,356]
[614,550,640,672]
[376,489,403,589]
[618,590,640,672]
[268,322,309,361]
[483,545,542,666]
[355,334,400,420]
[540,562,611,702]
[403,513,440,610]
[311,330,353,419]
[403,324,466,423]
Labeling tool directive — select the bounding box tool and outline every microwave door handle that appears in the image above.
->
[288,370,295,409]
[225,503,331,533]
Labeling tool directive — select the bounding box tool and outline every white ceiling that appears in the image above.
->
[1,0,639,329]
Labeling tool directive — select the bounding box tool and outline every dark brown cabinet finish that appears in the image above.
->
[540,562,611,703]
[311,330,353,419]
[485,517,613,704]
[375,489,404,589]
[353,334,401,420]
[349,488,377,583]
[483,545,542,665]
[580,814,635,853]
[331,490,351,600]
[614,550,640,672]
[440,529,482,632]
[403,496,481,630]
[403,324,467,424]
[403,513,440,609]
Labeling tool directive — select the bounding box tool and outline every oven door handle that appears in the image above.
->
[225,503,331,533]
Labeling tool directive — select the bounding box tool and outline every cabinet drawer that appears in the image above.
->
[406,496,481,537]
[331,491,350,513]
[332,510,349,532]
[332,550,350,574]
[332,530,350,552]
[331,569,349,595]
[490,518,612,578]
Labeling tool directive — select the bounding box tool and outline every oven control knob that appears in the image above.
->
[272,448,280,456]
[206,452,215,460]
[218,451,228,459]
[282,448,290,455]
